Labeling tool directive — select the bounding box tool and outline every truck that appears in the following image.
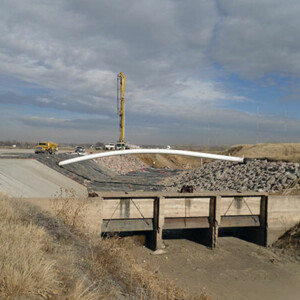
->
[35,141,58,154]
[115,142,129,150]
[104,143,115,151]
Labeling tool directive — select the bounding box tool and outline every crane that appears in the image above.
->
[117,72,126,149]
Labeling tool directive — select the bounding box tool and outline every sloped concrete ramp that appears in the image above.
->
[0,159,87,198]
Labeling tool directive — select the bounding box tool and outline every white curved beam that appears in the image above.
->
[58,149,244,166]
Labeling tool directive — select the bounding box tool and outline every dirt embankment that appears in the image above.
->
[136,154,215,169]
[135,143,300,170]
[273,222,300,260]
[223,143,300,162]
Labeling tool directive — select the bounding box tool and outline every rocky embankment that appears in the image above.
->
[163,159,300,193]
[96,155,148,175]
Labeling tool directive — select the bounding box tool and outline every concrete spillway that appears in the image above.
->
[0,159,87,198]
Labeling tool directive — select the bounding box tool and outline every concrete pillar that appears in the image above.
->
[257,195,268,246]
[212,195,221,248]
[147,196,165,250]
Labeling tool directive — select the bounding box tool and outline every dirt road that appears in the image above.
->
[0,148,71,155]
[130,237,300,300]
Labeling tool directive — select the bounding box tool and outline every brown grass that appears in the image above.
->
[0,195,101,299]
[0,193,211,299]
[0,195,57,299]
[52,189,89,232]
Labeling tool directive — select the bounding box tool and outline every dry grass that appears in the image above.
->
[0,195,57,299]
[0,193,210,299]
[52,189,89,232]
[0,195,101,299]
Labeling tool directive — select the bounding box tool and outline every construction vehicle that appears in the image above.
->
[35,141,58,154]
[117,72,126,149]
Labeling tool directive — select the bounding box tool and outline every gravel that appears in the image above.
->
[162,159,300,193]
[95,155,148,175]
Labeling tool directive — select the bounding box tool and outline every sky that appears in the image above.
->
[1,0,300,146]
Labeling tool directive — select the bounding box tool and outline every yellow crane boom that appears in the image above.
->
[117,72,126,144]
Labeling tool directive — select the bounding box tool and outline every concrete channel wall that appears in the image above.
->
[268,195,300,245]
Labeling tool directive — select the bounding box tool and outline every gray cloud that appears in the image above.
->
[212,0,300,78]
[15,116,118,144]
[0,1,219,101]
[17,109,300,146]
[20,115,114,130]
[0,1,299,144]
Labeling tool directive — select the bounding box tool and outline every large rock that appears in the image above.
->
[162,159,300,193]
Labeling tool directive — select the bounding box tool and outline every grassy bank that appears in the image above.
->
[0,195,209,299]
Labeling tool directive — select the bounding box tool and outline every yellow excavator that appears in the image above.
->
[117,72,126,150]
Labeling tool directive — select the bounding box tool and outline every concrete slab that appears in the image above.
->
[268,195,300,244]
[0,159,87,198]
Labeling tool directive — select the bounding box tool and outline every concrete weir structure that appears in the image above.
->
[93,192,269,250]
[22,192,300,250]
[77,192,300,250]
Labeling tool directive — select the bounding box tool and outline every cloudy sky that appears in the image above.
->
[1,0,300,146]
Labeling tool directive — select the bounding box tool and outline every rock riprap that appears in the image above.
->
[96,155,148,175]
[162,159,300,192]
